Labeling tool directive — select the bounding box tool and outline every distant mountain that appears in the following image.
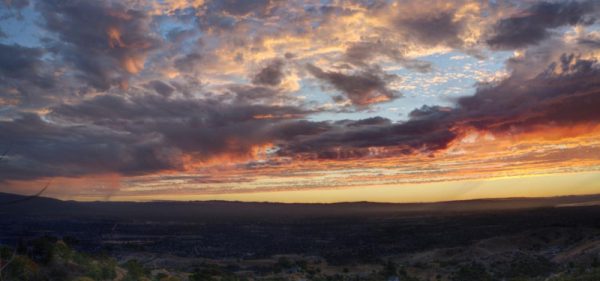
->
[2,192,600,221]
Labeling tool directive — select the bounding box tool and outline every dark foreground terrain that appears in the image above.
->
[2,193,600,280]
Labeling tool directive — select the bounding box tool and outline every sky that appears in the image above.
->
[1,0,600,202]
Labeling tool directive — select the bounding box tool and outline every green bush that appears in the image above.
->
[123,259,150,281]
[452,262,495,281]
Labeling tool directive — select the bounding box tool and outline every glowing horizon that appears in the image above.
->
[34,171,600,203]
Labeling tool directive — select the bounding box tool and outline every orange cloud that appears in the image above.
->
[107,27,126,48]
[121,55,146,74]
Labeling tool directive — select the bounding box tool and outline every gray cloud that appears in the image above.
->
[396,11,466,48]
[225,84,285,104]
[578,37,600,48]
[487,1,599,50]
[306,64,400,107]
[252,59,285,86]
[0,113,182,180]
[0,43,59,108]
[211,0,273,17]
[147,80,175,97]
[0,43,44,80]
[174,52,202,73]
[276,112,456,160]
[0,94,312,181]
[36,0,161,90]
[197,0,276,32]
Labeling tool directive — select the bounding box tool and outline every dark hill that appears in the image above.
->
[3,192,600,221]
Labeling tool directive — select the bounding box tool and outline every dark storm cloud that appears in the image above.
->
[36,0,161,90]
[0,94,311,181]
[306,64,400,107]
[277,55,600,159]
[487,1,599,50]
[252,59,285,86]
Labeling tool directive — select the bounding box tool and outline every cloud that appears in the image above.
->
[85,95,304,151]
[487,1,599,50]
[0,43,58,108]
[396,11,466,48]
[0,113,182,180]
[3,0,600,195]
[0,43,44,80]
[0,94,312,181]
[456,54,600,131]
[276,112,456,160]
[578,37,600,48]
[343,116,393,127]
[173,52,203,73]
[209,0,273,17]
[225,84,286,104]
[306,64,400,107]
[1,0,29,10]
[278,55,600,159]
[344,40,432,72]
[268,120,332,141]
[379,1,487,54]
[196,0,276,32]
[252,59,285,86]
[146,80,175,96]
[14,65,573,178]
[36,0,161,90]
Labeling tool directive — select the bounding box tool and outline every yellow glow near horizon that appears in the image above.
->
[64,171,600,203]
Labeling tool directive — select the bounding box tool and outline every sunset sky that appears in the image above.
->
[1,0,600,202]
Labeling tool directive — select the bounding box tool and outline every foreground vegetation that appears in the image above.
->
[2,233,600,281]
